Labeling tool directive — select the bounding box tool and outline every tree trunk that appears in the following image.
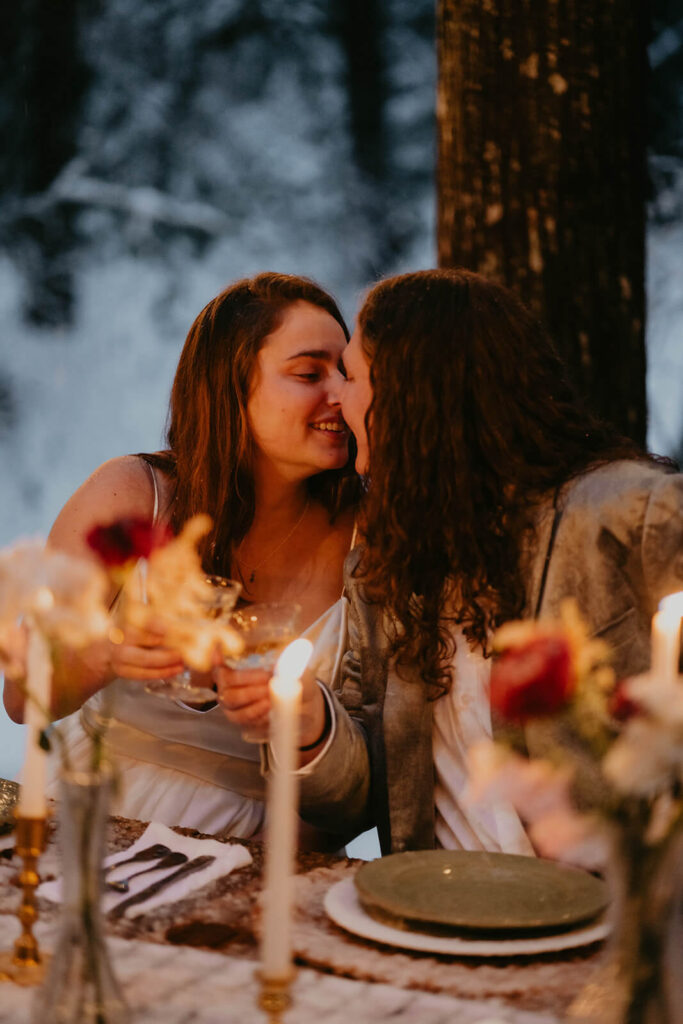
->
[330,0,393,278]
[437,0,648,445]
[7,0,88,327]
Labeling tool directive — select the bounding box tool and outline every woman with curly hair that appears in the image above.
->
[220,268,683,854]
[4,273,360,839]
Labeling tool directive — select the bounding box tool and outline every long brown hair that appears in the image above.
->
[356,269,650,697]
[143,273,359,574]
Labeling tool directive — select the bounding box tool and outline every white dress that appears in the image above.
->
[46,461,353,837]
[49,600,348,837]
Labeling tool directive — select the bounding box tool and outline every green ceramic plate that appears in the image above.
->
[0,778,19,836]
[355,850,608,933]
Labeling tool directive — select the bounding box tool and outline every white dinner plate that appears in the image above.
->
[324,877,610,957]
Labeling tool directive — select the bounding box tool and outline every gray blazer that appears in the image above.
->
[299,460,683,853]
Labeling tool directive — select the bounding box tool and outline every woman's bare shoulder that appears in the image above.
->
[48,455,156,559]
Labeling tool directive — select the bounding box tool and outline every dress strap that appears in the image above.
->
[142,459,160,525]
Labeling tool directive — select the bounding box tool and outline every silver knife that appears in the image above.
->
[108,854,215,919]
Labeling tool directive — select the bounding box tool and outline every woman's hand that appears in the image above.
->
[214,663,330,763]
[214,665,272,741]
[1,621,29,722]
[109,621,185,681]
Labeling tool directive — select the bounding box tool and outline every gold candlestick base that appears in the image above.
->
[0,814,50,985]
[256,969,295,1022]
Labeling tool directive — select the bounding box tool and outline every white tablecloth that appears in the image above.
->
[0,923,560,1024]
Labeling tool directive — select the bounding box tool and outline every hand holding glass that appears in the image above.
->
[144,575,242,702]
[221,602,301,740]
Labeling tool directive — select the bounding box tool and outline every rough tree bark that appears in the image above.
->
[437,0,648,444]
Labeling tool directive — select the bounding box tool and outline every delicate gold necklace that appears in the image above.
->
[236,498,310,585]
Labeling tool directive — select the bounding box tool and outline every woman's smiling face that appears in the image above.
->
[338,329,373,475]
[247,300,350,482]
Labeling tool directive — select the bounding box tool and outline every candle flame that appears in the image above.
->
[659,591,683,623]
[274,638,313,681]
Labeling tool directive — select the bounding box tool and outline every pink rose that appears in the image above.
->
[490,633,575,721]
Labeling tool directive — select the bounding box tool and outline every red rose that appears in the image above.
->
[86,517,173,567]
[608,680,642,722]
[490,634,575,722]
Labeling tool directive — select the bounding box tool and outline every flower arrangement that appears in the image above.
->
[1,516,243,1020]
[89,513,243,671]
[0,540,113,778]
[0,540,111,675]
[0,513,242,780]
[468,600,682,864]
[467,598,683,1023]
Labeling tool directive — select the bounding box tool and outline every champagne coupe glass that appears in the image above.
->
[224,602,302,740]
[144,575,242,703]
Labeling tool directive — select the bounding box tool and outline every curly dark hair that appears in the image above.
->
[142,272,360,576]
[356,268,649,698]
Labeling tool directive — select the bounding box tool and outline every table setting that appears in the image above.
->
[0,808,610,1024]
[41,821,252,919]
[0,518,681,1023]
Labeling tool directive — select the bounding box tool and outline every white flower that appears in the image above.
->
[0,540,110,663]
[603,718,683,796]
[601,673,683,798]
[624,673,683,727]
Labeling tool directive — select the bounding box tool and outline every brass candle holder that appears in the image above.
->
[0,814,50,985]
[256,969,295,1023]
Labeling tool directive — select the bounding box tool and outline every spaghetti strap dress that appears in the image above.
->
[46,462,355,838]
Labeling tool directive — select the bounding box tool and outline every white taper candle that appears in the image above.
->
[17,621,52,818]
[261,638,313,980]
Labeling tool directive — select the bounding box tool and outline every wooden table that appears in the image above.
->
[0,816,607,1023]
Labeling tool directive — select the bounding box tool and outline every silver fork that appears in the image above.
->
[106,851,189,893]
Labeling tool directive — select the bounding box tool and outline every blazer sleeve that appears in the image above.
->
[641,470,683,614]
[298,589,373,840]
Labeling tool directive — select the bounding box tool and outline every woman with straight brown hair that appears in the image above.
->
[4,272,360,838]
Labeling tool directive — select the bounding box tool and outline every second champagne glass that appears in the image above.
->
[225,602,301,740]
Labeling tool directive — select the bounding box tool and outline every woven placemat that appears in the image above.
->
[290,864,608,1017]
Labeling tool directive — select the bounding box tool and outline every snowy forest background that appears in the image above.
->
[0,0,682,781]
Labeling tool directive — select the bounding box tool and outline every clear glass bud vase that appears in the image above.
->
[32,769,130,1024]
[569,821,683,1024]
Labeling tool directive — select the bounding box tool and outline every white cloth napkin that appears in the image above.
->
[40,821,252,918]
